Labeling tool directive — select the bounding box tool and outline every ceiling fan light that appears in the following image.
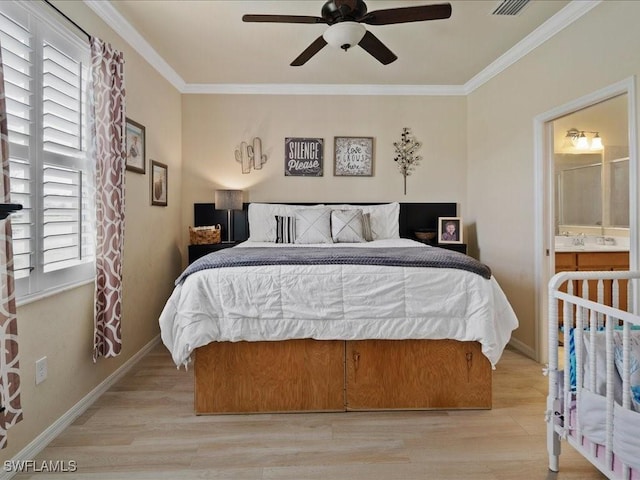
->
[323,22,366,51]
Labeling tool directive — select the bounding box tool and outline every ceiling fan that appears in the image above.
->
[242,0,452,66]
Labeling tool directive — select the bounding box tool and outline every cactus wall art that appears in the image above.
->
[235,137,267,174]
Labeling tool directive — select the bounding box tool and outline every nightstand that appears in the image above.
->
[188,242,238,264]
[436,243,467,255]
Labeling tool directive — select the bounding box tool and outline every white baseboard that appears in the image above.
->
[0,335,161,480]
[508,336,536,360]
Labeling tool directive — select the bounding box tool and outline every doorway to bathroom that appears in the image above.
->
[534,78,638,363]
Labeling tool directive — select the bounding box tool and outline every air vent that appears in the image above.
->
[491,0,530,16]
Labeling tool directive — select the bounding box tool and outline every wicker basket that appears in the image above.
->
[189,225,221,245]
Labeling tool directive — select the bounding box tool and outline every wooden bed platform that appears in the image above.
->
[194,339,492,414]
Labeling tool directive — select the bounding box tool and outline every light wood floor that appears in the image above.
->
[13,344,605,480]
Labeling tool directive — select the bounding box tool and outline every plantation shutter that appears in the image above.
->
[41,41,90,273]
[0,0,94,299]
[0,8,33,280]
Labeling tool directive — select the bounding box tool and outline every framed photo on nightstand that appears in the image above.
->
[438,217,462,244]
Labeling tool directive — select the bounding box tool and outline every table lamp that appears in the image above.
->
[214,190,243,243]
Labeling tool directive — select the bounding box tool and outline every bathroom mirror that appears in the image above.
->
[556,154,602,226]
[555,153,629,233]
[555,153,629,230]
[553,94,629,233]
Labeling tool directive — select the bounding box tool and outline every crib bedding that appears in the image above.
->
[555,389,640,476]
[159,239,518,369]
[548,270,640,479]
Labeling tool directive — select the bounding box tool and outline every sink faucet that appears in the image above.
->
[573,233,586,246]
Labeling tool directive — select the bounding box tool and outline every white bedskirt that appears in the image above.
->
[159,239,519,368]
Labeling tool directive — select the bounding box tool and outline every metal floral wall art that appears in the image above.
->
[393,127,422,195]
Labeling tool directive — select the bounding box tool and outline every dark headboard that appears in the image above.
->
[194,202,457,242]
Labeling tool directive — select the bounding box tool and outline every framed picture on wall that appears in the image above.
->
[125,118,146,174]
[334,136,374,176]
[284,137,323,176]
[438,217,463,244]
[150,160,168,206]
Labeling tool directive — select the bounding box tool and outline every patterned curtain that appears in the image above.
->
[0,43,23,448]
[90,38,126,361]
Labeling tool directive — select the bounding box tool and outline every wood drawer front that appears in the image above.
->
[194,339,345,414]
[555,253,577,269]
[577,252,629,269]
[345,340,491,410]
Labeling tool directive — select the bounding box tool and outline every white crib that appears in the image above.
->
[547,270,640,479]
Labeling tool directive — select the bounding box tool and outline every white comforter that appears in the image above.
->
[159,239,518,368]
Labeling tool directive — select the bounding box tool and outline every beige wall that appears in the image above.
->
[181,94,468,251]
[183,1,640,356]
[1,1,183,461]
[467,1,640,351]
[6,0,639,463]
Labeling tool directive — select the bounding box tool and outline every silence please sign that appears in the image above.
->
[285,138,323,176]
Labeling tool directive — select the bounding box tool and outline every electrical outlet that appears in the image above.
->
[35,357,47,385]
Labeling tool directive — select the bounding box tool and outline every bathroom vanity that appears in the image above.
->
[555,244,629,326]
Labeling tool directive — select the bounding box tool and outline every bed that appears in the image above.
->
[547,270,640,479]
[160,202,519,414]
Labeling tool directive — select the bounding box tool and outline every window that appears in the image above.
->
[0,1,94,302]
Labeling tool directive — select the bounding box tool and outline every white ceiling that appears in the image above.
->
[89,0,600,93]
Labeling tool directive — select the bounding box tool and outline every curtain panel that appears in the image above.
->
[90,38,126,361]
[0,43,23,449]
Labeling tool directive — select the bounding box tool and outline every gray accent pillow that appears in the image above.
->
[294,207,333,244]
[362,212,373,242]
[331,209,366,243]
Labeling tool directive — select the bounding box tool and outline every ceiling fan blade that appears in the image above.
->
[359,3,452,25]
[358,30,397,65]
[242,14,326,24]
[291,36,328,66]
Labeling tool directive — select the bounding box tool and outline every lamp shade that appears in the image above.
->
[323,22,366,50]
[576,132,589,150]
[215,190,243,211]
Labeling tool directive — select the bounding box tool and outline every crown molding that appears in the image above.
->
[182,83,466,96]
[463,0,602,94]
[83,0,186,91]
[86,0,601,97]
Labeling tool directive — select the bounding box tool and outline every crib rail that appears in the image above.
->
[547,270,640,479]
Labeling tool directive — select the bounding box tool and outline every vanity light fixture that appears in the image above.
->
[590,132,603,150]
[576,131,589,150]
[565,128,603,151]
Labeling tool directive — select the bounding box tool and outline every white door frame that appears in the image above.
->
[533,76,638,363]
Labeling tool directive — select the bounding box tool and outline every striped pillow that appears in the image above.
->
[362,212,373,242]
[275,215,295,243]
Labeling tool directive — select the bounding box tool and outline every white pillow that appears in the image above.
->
[331,209,366,243]
[248,203,324,242]
[332,202,399,240]
[295,207,333,244]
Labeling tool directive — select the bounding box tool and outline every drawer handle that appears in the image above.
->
[353,351,360,372]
